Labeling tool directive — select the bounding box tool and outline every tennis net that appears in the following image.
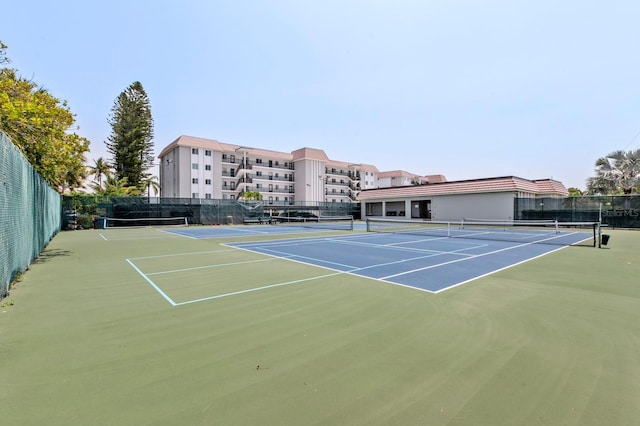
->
[275,215,354,231]
[366,218,600,247]
[104,217,189,228]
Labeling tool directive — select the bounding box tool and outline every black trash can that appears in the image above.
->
[601,234,610,246]
[97,217,107,229]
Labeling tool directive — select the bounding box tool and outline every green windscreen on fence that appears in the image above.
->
[0,131,61,298]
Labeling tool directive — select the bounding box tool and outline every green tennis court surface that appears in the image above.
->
[2,227,639,425]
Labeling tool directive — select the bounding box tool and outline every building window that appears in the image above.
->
[192,163,198,170]
[192,193,198,198]
[256,171,262,177]
[230,155,235,163]
[205,150,212,156]
[205,193,211,199]
[256,158,262,164]
[230,182,236,190]
[256,184,262,189]
[205,179,211,185]
[205,164,211,171]
[192,178,198,184]
[268,196,273,204]
[222,154,228,160]
[223,181,227,188]
[192,148,199,154]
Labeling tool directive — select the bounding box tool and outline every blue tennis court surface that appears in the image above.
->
[226,231,592,293]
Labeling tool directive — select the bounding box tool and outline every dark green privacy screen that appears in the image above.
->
[0,131,61,298]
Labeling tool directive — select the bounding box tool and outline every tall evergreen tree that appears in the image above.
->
[105,81,154,190]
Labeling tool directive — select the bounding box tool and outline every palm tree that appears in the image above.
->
[92,175,139,196]
[586,149,640,194]
[88,157,112,188]
[141,174,160,197]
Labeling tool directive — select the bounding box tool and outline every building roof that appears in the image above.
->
[158,135,434,179]
[291,147,330,162]
[157,135,239,158]
[377,170,419,178]
[357,176,568,200]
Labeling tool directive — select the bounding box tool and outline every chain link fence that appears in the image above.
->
[1,132,61,298]
[515,195,640,228]
[62,195,360,228]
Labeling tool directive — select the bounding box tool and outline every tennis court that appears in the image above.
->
[121,220,599,307]
[3,223,639,425]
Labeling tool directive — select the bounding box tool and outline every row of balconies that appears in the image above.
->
[222,156,295,170]
[225,185,294,194]
[325,168,361,179]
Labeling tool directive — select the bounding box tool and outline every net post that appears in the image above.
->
[366,217,371,232]
[595,222,600,248]
[554,220,559,234]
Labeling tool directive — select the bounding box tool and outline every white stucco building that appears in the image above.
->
[358,176,569,221]
[158,135,444,204]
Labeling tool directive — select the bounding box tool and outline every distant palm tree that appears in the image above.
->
[141,174,160,197]
[92,175,139,196]
[88,157,112,188]
[61,166,87,194]
[586,149,640,194]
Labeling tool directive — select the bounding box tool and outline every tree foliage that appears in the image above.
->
[567,187,583,196]
[240,191,263,201]
[87,157,112,187]
[0,41,90,192]
[105,81,154,191]
[586,149,640,195]
[90,174,140,196]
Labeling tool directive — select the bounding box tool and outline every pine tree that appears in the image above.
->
[105,81,154,190]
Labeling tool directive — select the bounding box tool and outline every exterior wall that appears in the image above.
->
[362,170,377,189]
[294,158,325,203]
[430,193,515,221]
[158,136,439,202]
[361,192,516,221]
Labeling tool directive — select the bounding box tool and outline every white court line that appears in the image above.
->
[379,234,571,280]
[126,259,177,306]
[432,246,568,294]
[229,241,481,279]
[147,257,276,276]
[129,248,237,261]
[99,233,108,241]
[174,272,344,306]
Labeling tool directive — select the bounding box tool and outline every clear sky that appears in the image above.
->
[3,0,640,190]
